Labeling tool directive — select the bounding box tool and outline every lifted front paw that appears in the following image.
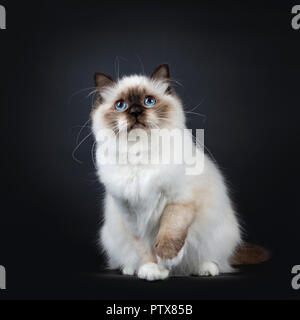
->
[155,234,184,260]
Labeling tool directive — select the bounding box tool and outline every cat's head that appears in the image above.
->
[91,64,185,136]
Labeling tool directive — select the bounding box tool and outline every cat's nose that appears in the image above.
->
[128,104,144,117]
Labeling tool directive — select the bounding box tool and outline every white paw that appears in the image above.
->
[122,265,135,276]
[199,261,219,276]
[137,262,169,281]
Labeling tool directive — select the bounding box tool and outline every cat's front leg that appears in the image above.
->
[137,262,169,281]
[136,251,170,281]
[155,203,195,266]
[129,236,170,281]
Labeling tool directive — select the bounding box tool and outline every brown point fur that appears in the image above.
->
[155,202,196,260]
[96,84,174,131]
[151,64,170,80]
[230,242,270,265]
[155,232,187,260]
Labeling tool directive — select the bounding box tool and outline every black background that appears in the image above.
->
[0,0,299,299]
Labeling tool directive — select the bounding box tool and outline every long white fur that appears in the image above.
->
[92,75,241,280]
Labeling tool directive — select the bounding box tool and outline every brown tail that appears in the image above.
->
[230,242,270,265]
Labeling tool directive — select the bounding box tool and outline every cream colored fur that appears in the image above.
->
[92,74,241,281]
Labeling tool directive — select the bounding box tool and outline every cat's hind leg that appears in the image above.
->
[100,196,141,275]
[100,221,140,274]
[198,261,219,276]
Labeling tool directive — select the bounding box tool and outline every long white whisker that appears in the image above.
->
[76,119,92,145]
[135,53,145,75]
[91,140,97,169]
[68,87,97,105]
[185,111,207,121]
[87,89,98,98]
[115,57,120,79]
[72,132,93,164]
[186,98,206,113]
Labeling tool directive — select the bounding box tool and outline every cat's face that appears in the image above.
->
[91,64,185,136]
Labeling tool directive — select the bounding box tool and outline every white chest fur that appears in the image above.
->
[99,163,168,238]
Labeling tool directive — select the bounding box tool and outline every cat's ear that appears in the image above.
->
[94,72,114,90]
[151,64,174,94]
[151,64,170,81]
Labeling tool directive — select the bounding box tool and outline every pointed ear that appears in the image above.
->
[151,64,170,81]
[94,72,114,90]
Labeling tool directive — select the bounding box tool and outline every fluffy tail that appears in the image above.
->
[230,242,270,265]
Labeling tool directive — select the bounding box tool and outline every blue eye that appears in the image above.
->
[115,100,127,111]
[144,96,156,106]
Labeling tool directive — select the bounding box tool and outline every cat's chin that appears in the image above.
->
[128,121,147,131]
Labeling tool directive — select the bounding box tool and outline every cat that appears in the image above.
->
[91,64,269,281]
